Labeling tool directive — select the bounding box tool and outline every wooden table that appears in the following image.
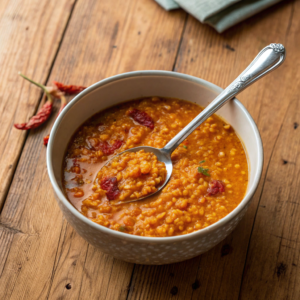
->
[0,0,299,299]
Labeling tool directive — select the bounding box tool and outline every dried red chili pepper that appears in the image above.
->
[99,140,123,155]
[53,81,86,95]
[128,108,154,129]
[89,139,123,155]
[207,180,225,196]
[100,177,120,200]
[14,101,53,130]
[14,73,53,130]
[43,135,50,146]
[15,73,85,147]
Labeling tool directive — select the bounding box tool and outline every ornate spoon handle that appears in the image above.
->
[162,43,286,155]
[228,43,285,93]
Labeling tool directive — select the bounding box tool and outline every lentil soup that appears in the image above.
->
[63,97,248,237]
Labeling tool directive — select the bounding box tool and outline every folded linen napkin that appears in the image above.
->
[154,0,283,33]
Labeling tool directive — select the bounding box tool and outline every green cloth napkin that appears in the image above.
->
[154,0,283,33]
[155,0,179,10]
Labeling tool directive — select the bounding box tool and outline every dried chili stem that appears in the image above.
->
[57,94,67,116]
[18,72,53,103]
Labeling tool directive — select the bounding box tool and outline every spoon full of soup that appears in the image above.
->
[97,43,285,204]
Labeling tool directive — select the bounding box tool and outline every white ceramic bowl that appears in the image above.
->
[47,71,263,265]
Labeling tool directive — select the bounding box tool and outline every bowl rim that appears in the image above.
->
[47,70,263,243]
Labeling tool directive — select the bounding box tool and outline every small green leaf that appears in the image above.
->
[198,166,210,176]
[199,160,206,164]
[183,145,187,149]
[119,226,127,232]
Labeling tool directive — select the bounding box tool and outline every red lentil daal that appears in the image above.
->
[63,97,248,237]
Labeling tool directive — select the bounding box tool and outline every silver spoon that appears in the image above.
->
[105,43,285,205]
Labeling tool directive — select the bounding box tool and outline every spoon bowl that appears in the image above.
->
[106,146,173,205]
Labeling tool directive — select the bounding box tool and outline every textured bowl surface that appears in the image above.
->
[47,71,263,265]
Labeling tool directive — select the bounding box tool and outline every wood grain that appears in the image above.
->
[0,0,186,299]
[0,0,76,209]
[127,1,297,299]
[239,1,300,299]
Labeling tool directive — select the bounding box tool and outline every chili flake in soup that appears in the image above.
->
[63,97,248,237]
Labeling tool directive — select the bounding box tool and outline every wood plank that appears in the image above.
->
[240,82,300,300]
[239,1,300,298]
[0,1,186,299]
[0,0,76,209]
[127,1,296,299]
